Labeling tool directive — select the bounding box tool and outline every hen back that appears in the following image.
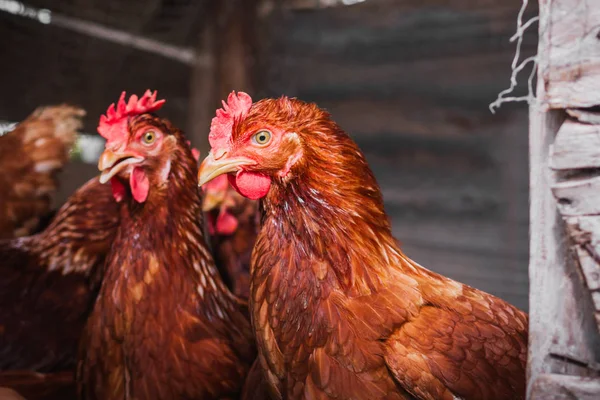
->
[0,177,119,372]
[0,105,85,239]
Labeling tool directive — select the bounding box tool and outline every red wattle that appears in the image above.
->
[110,178,126,202]
[228,170,270,200]
[130,167,149,203]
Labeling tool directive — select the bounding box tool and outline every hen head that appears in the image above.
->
[97,90,183,203]
[201,175,240,235]
[198,91,328,200]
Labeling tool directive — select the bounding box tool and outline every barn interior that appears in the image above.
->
[0,0,537,311]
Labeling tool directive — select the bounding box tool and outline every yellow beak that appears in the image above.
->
[98,149,144,184]
[197,152,255,187]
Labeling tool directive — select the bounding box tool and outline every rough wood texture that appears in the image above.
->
[527,103,600,398]
[528,105,600,398]
[550,119,600,170]
[538,0,600,109]
[563,216,600,328]
[552,176,600,217]
[530,374,600,400]
[566,109,600,125]
[532,0,600,397]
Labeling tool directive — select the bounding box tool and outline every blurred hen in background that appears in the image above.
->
[0,176,119,399]
[0,105,85,239]
[202,174,260,300]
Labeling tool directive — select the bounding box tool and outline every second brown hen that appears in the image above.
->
[78,91,255,400]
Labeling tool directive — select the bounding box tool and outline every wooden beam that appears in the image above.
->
[213,0,261,99]
[538,0,600,109]
[528,101,600,398]
[529,0,600,397]
[187,0,264,157]
[187,15,217,157]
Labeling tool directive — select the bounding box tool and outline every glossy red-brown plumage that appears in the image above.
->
[0,105,85,239]
[203,176,260,300]
[0,177,118,374]
[202,96,528,400]
[78,113,255,399]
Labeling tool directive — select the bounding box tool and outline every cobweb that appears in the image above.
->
[489,0,539,114]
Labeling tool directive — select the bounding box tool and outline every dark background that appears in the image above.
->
[0,0,537,310]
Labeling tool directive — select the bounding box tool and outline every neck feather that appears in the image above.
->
[260,124,415,294]
[112,140,235,305]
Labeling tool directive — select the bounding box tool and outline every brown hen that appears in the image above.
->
[202,174,260,300]
[198,92,528,400]
[0,177,118,373]
[77,91,255,400]
[0,105,85,239]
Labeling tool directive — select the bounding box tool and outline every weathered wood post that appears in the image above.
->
[528,0,600,398]
[187,0,265,156]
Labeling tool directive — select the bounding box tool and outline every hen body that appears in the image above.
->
[78,105,255,400]
[0,177,118,373]
[0,105,85,239]
[199,95,528,400]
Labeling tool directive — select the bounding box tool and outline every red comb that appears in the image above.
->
[209,91,252,151]
[98,90,166,142]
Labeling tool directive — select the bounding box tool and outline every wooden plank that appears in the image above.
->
[567,109,600,125]
[592,292,600,310]
[320,98,507,138]
[539,0,600,109]
[564,216,600,291]
[562,216,600,335]
[530,374,600,399]
[552,176,600,217]
[551,119,600,170]
[266,50,537,107]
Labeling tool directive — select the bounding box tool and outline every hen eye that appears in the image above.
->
[252,130,272,146]
[142,131,156,145]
